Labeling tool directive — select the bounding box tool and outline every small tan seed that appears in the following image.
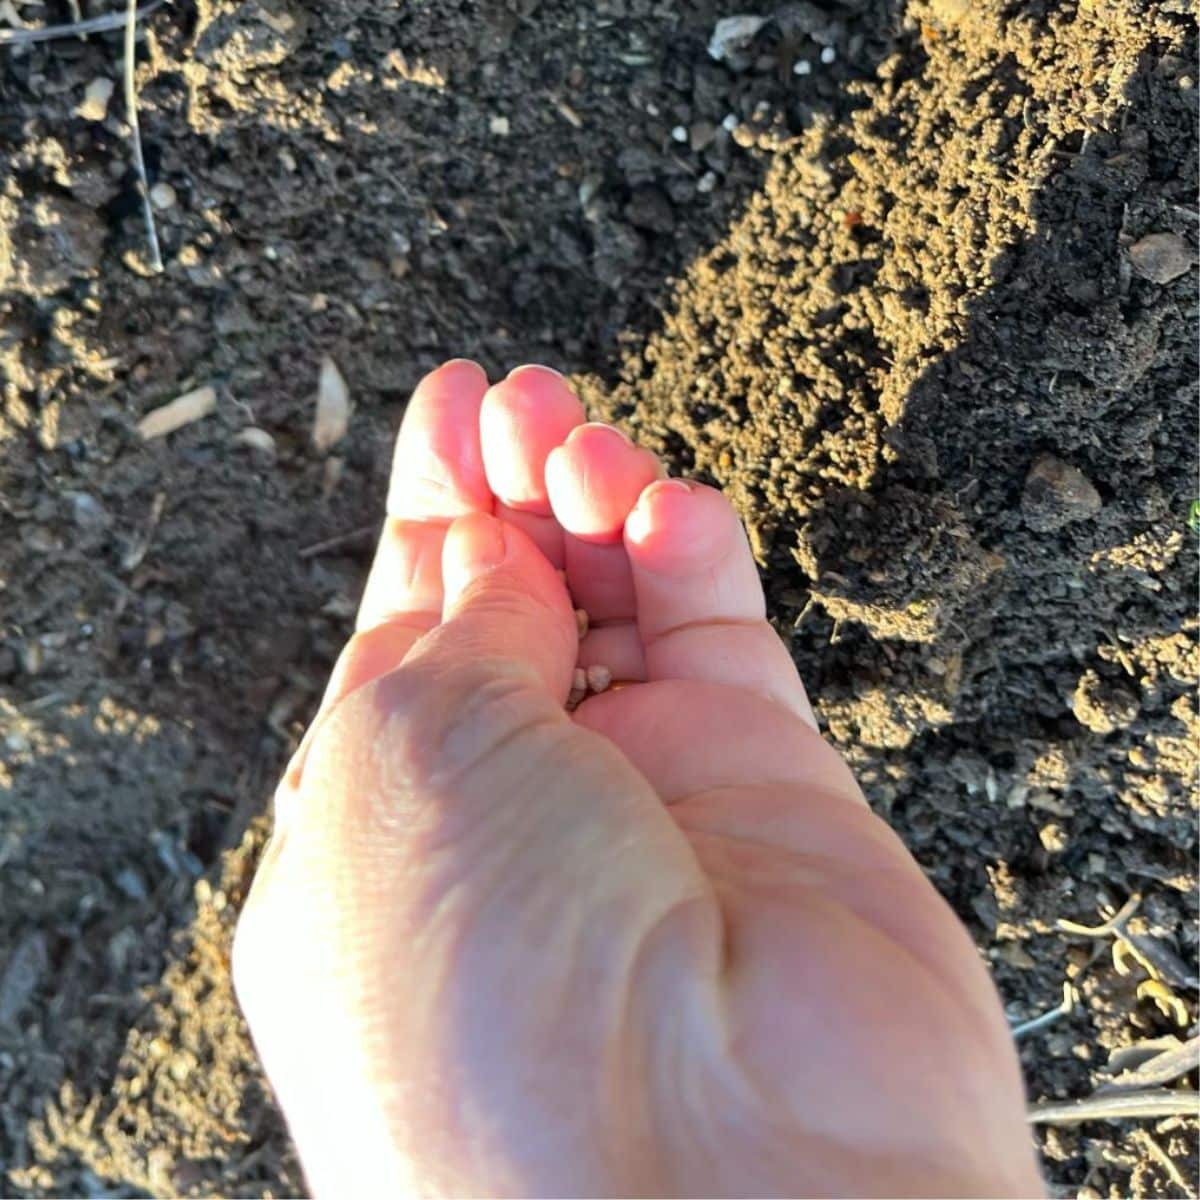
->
[586,664,612,693]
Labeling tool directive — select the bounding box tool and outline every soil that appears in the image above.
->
[1,0,1197,1196]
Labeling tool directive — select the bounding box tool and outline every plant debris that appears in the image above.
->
[312,356,351,453]
[136,385,216,440]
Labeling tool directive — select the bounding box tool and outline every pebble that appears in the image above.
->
[792,59,812,76]
[721,113,739,132]
[76,77,114,122]
[689,121,717,152]
[670,125,687,143]
[1128,231,1193,284]
[820,46,837,64]
[488,114,510,137]
[1021,454,1101,532]
[697,170,717,195]
[1038,823,1068,854]
[69,491,108,531]
[149,182,177,211]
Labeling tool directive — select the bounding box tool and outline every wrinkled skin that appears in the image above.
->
[234,362,1042,1197]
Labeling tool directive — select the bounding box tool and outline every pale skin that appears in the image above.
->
[233,361,1043,1197]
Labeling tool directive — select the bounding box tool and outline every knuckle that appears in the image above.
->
[376,656,558,786]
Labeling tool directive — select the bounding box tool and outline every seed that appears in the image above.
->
[586,664,612,693]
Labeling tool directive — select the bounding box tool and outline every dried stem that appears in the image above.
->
[0,0,164,46]
[124,0,162,272]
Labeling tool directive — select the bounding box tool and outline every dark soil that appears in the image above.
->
[1,1,1197,1196]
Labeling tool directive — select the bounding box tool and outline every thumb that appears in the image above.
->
[235,515,717,1197]
[417,509,579,701]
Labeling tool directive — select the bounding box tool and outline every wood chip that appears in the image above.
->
[312,355,351,452]
[137,385,216,440]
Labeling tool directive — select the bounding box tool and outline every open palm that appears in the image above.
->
[234,361,1040,1197]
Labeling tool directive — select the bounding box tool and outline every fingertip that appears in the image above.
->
[480,368,586,512]
[546,423,661,543]
[390,359,493,520]
[625,480,733,572]
[423,358,489,389]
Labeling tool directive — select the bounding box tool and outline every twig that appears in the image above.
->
[1027,1087,1200,1125]
[124,0,162,273]
[1099,1037,1200,1094]
[298,524,376,559]
[0,0,164,45]
[1011,982,1077,1040]
[1056,892,1142,938]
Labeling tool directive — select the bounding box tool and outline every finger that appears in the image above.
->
[576,623,645,681]
[387,359,493,521]
[357,359,492,632]
[481,365,585,571]
[625,480,816,727]
[429,510,578,700]
[546,422,660,630]
[285,510,574,802]
[575,680,859,805]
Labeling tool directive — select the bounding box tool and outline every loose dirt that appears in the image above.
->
[2,1,1196,1195]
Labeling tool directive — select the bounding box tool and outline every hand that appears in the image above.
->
[234,361,1041,1197]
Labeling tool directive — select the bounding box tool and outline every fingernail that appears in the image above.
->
[650,478,692,495]
[507,363,565,381]
[568,421,632,445]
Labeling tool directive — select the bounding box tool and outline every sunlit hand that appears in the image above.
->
[234,361,1041,1197]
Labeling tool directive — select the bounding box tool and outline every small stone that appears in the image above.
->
[68,491,107,531]
[574,608,589,639]
[76,77,114,122]
[586,664,612,693]
[1021,454,1101,532]
[697,170,717,195]
[488,114,510,136]
[820,45,837,64]
[1039,822,1068,854]
[670,124,687,143]
[689,121,717,151]
[793,58,812,76]
[149,182,177,211]
[721,113,739,132]
[115,867,148,901]
[1128,232,1193,284]
[707,14,768,65]
[995,941,1036,970]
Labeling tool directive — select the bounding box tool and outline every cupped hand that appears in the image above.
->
[234,361,1041,1198]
